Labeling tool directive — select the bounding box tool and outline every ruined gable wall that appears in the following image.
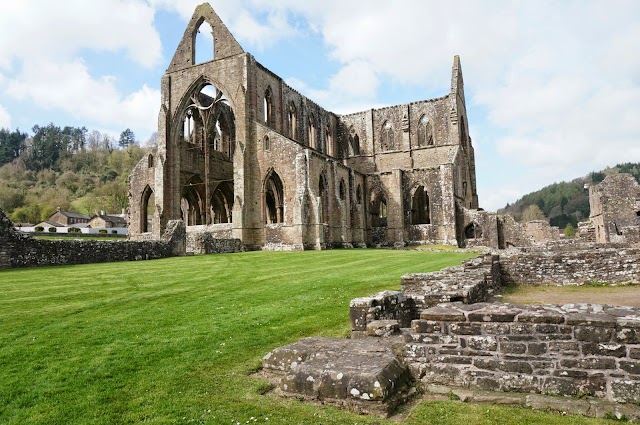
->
[589,174,640,244]
[524,220,560,243]
[155,53,249,237]
[128,153,157,237]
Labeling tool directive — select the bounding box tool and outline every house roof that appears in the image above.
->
[55,211,91,220]
[90,214,128,225]
[35,220,63,227]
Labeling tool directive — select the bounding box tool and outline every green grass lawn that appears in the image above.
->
[0,250,618,424]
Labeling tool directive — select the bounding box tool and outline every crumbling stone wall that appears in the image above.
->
[0,208,185,269]
[185,224,244,254]
[265,243,640,417]
[502,243,640,285]
[525,220,560,243]
[400,255,502,313]
[589,173,640,244]
[405,302,640,403]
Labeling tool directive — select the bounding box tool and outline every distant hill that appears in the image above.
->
[498,162,640,229]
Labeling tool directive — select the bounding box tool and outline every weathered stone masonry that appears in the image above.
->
[263,245,640,418]
[128,3,482,250]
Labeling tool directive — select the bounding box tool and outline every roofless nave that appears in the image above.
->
[128,2,487,250]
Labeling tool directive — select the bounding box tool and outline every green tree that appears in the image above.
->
[520,204,546,222]
[564,223,577,238]
[0,128,28,166]
[118,128,136,148]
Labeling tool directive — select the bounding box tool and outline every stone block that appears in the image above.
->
[510,324,535,334]
[575,326,613,342]
[474,359,533,374]
[611,379,640,403]
[411,319,442,334]
[527,343,547,355]
[403,343,436,359]
[475,376,500,391]
[501,342,526,355]
[367,319,400,337]
[498,374,539,393]
[559,358,616,369]
[620,361,640,375]
[350,307,368,331]
[517,311,565,324]
[468,308,520,323]
[615,326,640,344]
[553,369,589,379]
[420,306,465,321]
[543,376,606,397]
[581,342,626,357]
[566,313,616,327]
[538,334,572,341]
[534,324,558,334]
[467,336,498,351]
[449,323,482,335]
[435,355,473,365]
[482,323,511,335]
[421,364,471,387]
[499,335,535,342]
[630,347,640,359]
[548,341,579,352]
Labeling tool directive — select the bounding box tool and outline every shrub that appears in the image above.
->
[564,223,577,238]
[99,229,107,234]
[111,230,118,234]
[69,227,81,233]
[35,226,44,232]
[48,227,57,233]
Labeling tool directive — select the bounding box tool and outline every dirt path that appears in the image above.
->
[500,285,640,307]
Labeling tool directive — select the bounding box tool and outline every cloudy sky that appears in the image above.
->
[1,0,639,211]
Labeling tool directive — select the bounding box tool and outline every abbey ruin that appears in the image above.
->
[5,2,639,421]
[127,3,483,250]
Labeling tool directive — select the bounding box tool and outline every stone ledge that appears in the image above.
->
[262,337,411,416]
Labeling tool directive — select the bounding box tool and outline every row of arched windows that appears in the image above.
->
[263,170,363,225]
[139,180,431,233]
[379,115,434,152]
[263,89,335,154]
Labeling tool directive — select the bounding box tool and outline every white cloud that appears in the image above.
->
[150,0,297,51]
[0,0,162,69]
[0,105,11,128]
[5,59,159,137]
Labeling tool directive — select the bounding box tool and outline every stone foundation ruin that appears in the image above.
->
[263,243,640,420]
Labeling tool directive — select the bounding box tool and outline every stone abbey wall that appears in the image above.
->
[129,3,480,250]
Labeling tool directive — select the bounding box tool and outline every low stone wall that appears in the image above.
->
[404,302,640,404]
[0,209,185,269]
[349,291,416,338]
[266,242,640,419]
[502,244,640,285]
[401,255,501,313]
[185,225,244,254]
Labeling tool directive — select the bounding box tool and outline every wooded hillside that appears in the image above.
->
[0,125,153,224]
[498,163,640,229]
